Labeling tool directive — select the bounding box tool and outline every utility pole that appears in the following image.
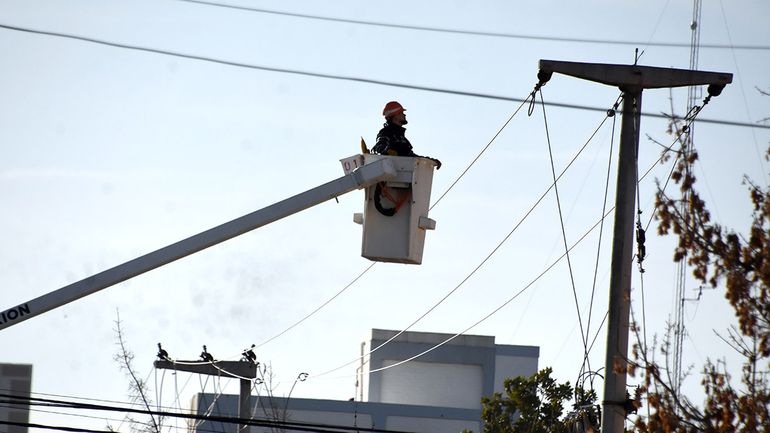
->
[537,59,731,433]
[154,358,257,433]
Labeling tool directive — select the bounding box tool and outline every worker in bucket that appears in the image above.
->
[372,101,442,170]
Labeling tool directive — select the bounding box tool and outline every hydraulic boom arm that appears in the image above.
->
[0,158,397,331]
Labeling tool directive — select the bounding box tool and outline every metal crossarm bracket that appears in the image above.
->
[538,59,732,91]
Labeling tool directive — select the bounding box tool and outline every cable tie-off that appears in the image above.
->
[607,98,621,118]
[527,71,552,116]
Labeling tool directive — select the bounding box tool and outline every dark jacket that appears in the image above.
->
[372,123,416,156]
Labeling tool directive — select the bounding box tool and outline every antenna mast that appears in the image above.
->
[673,0,703,398]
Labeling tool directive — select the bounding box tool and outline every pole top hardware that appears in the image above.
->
[154,360,257,379]
[538,59,732,92]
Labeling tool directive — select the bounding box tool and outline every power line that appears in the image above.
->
[176,0,770,51]
[0,23,766,131]
[0,402,128,428]
[312,94,617,380]
[0,394,418,433]
[254,85,537,359]
[538,88,591,373]
[322,94,716,380]
[370,204,618,376]
[0,16,761,396]
[579,97,621,389]
[0,420,113,433]
[253,262,376,350]
[367,138,684,377]
[0,382,223,431]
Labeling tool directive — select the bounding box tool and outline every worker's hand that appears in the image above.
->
[432,158,442,170]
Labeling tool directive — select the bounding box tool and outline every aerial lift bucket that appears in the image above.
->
[341,154,437,264]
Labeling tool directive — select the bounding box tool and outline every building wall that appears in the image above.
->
[365,329,538,409]
[378,360,482,409]
[190,329,539,433]
[493,346,540,394]
[192,394,481,433]
[0,363,33,433]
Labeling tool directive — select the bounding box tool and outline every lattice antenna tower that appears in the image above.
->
[673,0,703,399]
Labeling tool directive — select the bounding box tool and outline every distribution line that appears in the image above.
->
[0,386,205,431]
[0,388,162,413]
[0,394,419,433]
[538,88,590,363]
[251,90,536,356]
[155,368,165,427]
[0,420,113,433]
[310,95,620,380]
[176,0,770,50]
[717,0,769,185]
[364,145,675,378]
[573,126,677,388]
[367,204,617,375]
[322,96,714,380]
[202,374,227,433]
[1,10,752,394]
[629,94,711,372]
[573,93,709,387]
[0,404,127,431]
[10,381,304,433]
[430,91,533,209]
[578,97,621,390]
[252,262,376,350]
[0,23,765,130]
[138,89,537,390]
[182,83,548,373]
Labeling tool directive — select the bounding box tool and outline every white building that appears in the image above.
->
[191,329,538,433]
[0,363,33,433]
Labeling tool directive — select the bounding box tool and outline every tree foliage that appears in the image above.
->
[468,367,598,433]
[470,93,769,433]
[629,103,770,432]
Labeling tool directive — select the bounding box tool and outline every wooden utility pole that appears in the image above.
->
[536,59,731,433]
[154,359,257,433]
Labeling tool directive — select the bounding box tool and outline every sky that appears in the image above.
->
[1,0,769,431]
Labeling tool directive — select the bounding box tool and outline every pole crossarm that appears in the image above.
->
[154,360,257,379]
[538,59,732,91]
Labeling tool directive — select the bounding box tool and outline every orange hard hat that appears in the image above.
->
[382,101,405,118]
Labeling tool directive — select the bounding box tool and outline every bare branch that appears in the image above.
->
[113,310,161,433]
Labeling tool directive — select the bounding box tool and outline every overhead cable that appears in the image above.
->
[578,97,621,390]
[369,205,617,375]
[0,420,113,433]
[255,89,535,355]
[0,23,766,130]
[311,93,619,380]
[0,394,416,433]
[366,142,682,377]
[537,88,590,370]
[718,0,770,184]
[176,0,770,51]
[253,262,376,350]
[431,88,532,209]
[326,91,717,379]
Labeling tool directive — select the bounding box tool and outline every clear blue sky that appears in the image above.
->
[1,0,769,431]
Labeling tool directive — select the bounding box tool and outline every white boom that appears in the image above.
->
[0,158,397,331]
